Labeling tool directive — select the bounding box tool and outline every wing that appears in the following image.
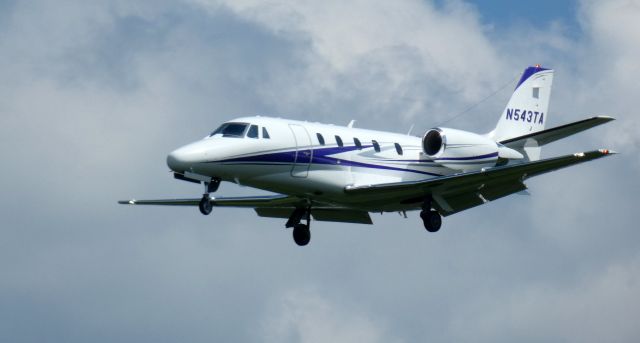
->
[345,149,616,216]
[500,116,614,148]
[119,195,373,224]
[118,194,303,207]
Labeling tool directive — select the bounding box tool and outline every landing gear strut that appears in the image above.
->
[287,207,311,246]
[198,178,220,216]
[420,197,442,232]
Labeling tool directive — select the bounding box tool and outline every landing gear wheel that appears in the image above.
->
[199,196,213,215]
[421,210,442,232]
[292,224,311,246]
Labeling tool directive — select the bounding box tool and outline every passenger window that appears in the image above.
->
[317,133,325,145]
[262,127,270,139]
[354,138,362,149]
[335,135,343,147]
[372,140,380,152]
[247,125,259,138]
[394,143,403,155]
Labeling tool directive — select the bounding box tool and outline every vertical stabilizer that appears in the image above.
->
[488,66,554,160]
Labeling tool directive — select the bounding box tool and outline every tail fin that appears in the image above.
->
[488,65,554,160]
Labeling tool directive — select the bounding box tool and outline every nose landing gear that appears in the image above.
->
[199,196,213,215]
[198,178,221,216]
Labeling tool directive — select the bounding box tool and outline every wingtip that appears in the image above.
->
[118,200,136,205]
[599,149,618,155]
[573,149,617,159]
[593,115,616,121]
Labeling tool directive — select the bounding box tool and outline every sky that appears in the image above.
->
[0,0,639,342]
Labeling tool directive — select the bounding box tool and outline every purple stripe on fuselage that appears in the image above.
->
[207,145,442,176]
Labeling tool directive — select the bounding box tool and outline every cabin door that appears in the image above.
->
[288,124,313,178]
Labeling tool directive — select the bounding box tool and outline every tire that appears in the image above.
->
[199,196,213,215]
[421,210,442,232]
[292,224,311,246]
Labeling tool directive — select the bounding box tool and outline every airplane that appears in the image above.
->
[120,65,616,246]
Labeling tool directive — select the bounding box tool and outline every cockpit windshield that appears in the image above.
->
[209,122,249,138]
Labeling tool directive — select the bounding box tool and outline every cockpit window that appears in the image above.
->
[210,123,249,138]
[247,125,259,138]
[262,127,270,139]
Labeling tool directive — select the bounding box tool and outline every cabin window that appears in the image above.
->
[210,122,248,138]
[335,135,343,147]
[394,143,403,155]
[262,127,270,139]
[247,125,259,138]
[354,138,362,149]
[317,133,325,145]
[372,140,380,152]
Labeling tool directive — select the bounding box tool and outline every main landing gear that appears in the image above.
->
[420,197,442,233]
[286,207,311,246]
[198,178,221,216]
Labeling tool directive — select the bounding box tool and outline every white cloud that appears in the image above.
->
[192,0,508,127]
[576,0,640,156]
[450,253,640,342]
[261,289,400,343]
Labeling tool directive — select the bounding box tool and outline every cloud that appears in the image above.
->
[192,0,510,130]
[261,289,400,343]
[576,0,640,155]
[450,253,640,342]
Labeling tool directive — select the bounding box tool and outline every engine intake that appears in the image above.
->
[423,129,444,156]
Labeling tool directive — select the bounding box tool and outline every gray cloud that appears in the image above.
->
[0,0,638,342]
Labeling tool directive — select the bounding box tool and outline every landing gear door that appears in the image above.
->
[288,124,313,178]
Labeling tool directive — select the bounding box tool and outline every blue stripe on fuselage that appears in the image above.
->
[207,146,499,176]
[206,145,443,176]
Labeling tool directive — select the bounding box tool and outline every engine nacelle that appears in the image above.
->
[422,128,523,171]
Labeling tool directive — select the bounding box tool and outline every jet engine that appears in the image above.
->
[422,128,523,171]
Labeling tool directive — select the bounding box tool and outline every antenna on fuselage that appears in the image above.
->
[407,124,415,135]
[347,120,356,128]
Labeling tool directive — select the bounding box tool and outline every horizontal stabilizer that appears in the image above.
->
[500,115,615,148]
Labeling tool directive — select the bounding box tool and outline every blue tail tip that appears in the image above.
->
[515,64,551,90]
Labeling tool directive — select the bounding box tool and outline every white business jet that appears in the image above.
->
[120,65,616,246]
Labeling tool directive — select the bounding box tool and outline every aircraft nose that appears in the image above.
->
[166,150,184,172]
[167,144,206,172]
